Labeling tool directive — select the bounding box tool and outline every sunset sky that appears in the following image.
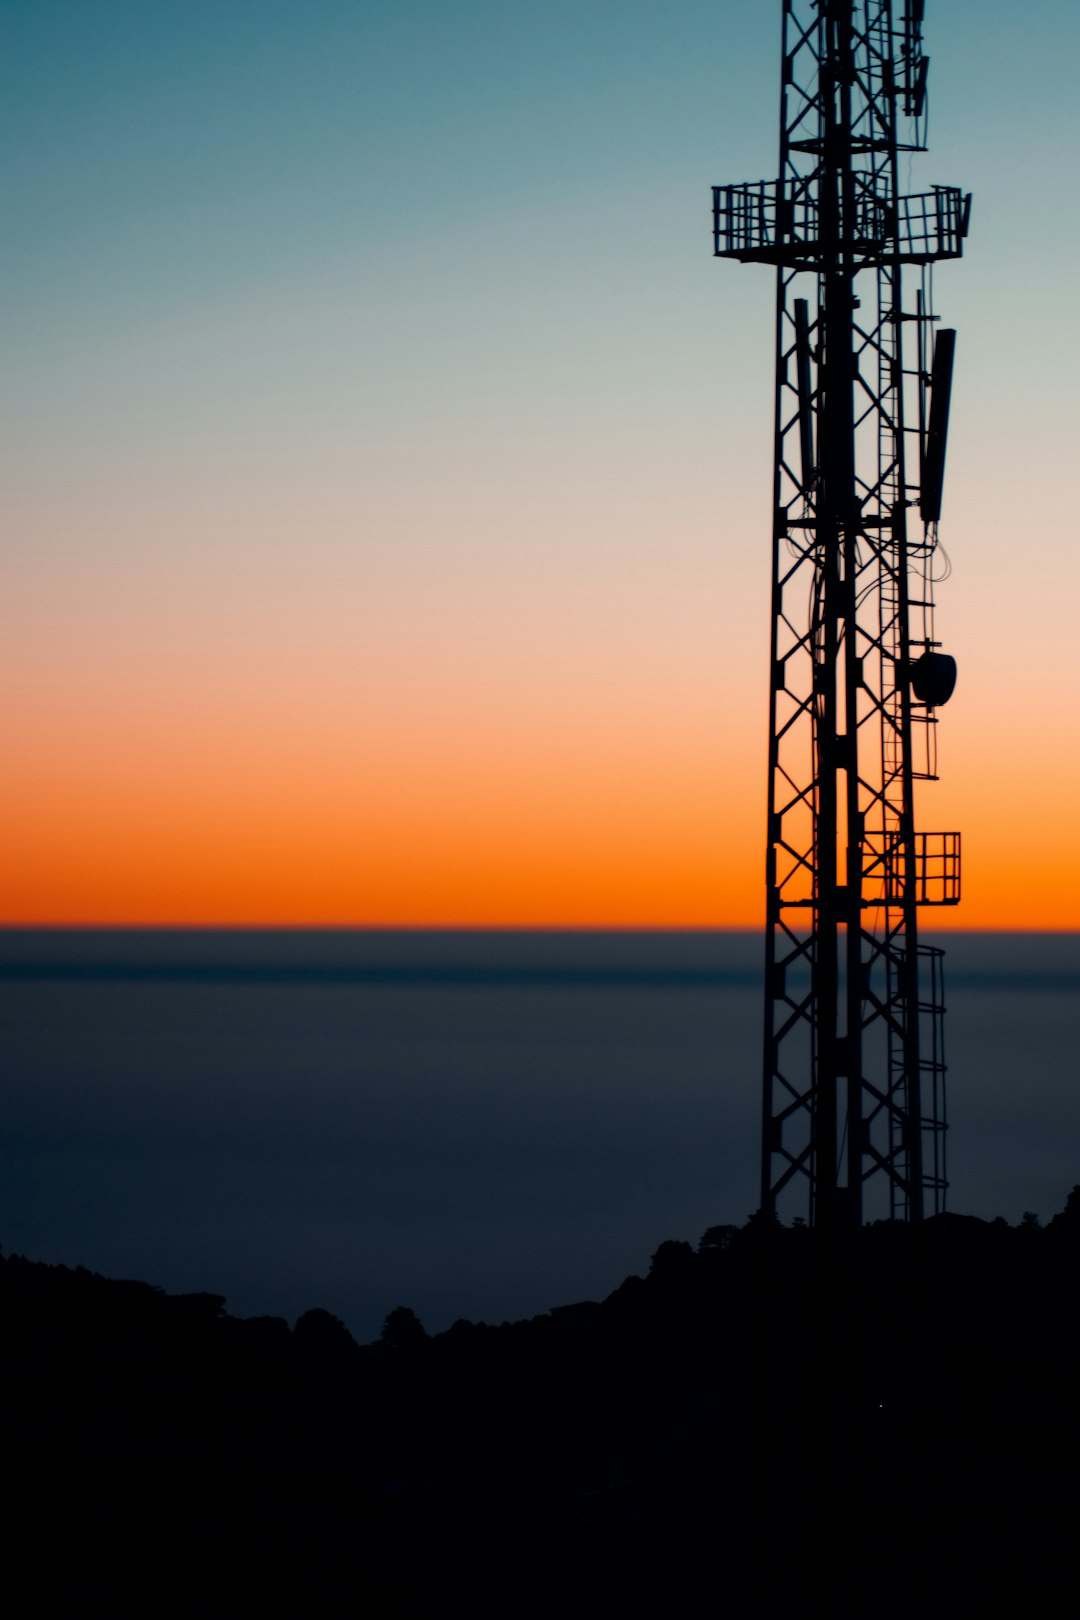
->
[3,0,1077,928]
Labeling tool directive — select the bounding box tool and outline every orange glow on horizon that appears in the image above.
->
[4,503,1076,933]
[4,716,1075,930]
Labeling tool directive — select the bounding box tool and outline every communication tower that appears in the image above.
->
[714,1,969,1226]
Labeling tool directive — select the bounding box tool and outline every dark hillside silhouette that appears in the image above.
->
[3,1192,1079,1616]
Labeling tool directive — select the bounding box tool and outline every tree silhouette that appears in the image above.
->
[381,1304,428,1347]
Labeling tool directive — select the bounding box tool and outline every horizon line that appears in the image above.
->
[1,921,1076,936]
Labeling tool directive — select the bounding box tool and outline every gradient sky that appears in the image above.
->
[3,0,1078,927]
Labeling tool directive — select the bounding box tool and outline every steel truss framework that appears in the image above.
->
[714,0,969,1225]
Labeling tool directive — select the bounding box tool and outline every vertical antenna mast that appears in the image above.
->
[713,1,969,1226]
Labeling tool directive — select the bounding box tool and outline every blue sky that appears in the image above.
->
[2,1,1078,925]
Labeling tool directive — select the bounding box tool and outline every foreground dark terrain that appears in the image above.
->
[4,1191,1078,1617]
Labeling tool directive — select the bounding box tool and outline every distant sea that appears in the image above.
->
[2,929,1078,1343]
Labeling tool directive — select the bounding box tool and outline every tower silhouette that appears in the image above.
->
[714,1,969,1226]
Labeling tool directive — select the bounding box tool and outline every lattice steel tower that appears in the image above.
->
[714,1,969,1226]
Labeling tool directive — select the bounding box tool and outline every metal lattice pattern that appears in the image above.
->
[712,180,966,266]
[715,0,967,1226]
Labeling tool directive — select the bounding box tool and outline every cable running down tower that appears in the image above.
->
[714,0,969,1226]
